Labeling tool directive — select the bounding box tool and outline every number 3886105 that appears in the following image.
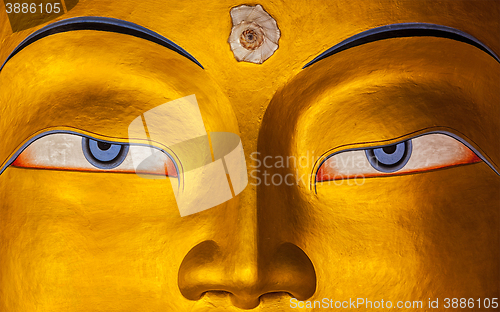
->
[443,298,498,309]
[5,3,61,14]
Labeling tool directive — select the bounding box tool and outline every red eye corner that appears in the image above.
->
[133,156,178,178]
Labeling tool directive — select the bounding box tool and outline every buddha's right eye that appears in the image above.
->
[11,133,178,177]
[316,133,484,182]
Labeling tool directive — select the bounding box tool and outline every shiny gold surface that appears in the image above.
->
[0,0,499,311]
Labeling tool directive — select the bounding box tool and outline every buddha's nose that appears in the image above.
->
[177,183,316,309]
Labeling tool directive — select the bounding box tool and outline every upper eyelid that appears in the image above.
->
[0,130,180,176]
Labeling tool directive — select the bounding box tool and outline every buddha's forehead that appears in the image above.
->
[1,0,499,97]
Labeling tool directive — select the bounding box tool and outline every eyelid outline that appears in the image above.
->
[0,129,183,186]
[311,128,499,193]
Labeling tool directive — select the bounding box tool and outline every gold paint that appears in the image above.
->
[0,0,499,311]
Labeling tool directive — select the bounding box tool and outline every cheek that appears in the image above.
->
[0,168,194,311]
[309,179,424,300]
[413,164,500,297]
[309,162,499,299]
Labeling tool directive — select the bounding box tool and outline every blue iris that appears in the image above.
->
[82,138,129,169]
[365,140,412,173]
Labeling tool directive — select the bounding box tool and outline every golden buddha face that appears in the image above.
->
[0,0,499,311]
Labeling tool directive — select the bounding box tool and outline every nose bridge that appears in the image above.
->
[216,135,260,272]
[219,183,262,308]
[224,183,259,279]
[206,181,259,288]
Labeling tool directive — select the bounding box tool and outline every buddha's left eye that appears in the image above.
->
[316,133,482,182]
[11,133,178,177]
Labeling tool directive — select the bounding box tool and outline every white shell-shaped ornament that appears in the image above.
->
[228,4,280,64]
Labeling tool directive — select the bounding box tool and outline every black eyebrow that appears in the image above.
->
[0,16,204,72]
[303,23,500,69]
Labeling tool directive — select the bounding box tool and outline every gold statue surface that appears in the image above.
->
[0,0,499,311]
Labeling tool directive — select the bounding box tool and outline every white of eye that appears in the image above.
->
[12,133,175,175]
[318,133,480,180]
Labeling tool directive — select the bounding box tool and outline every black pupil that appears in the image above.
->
[97,141,112,151]
[382,145,397,154]
[247,33,254,41]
